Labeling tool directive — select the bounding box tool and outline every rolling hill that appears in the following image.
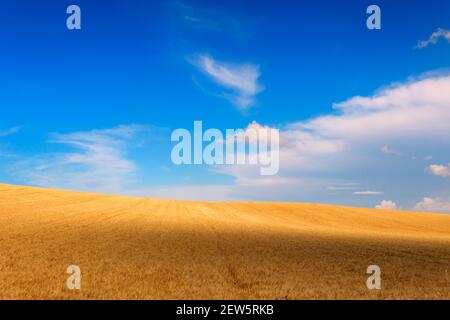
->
[0,183,449,299]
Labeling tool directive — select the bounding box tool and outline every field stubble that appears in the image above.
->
[0,184,450,299]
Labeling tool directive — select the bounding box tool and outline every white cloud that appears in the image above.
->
[212,73,450,206]
[354,191,383,195]
[0,126,22,137]
[428,163,450,177]
[381,145,402,156]
[414,197,450,213]
[249,74,450,186]
[316,75,450,140]
[417,28,450,48]
[190,54,264,110]
[18,125,148,194]
[327,182,360,191]
[376,200,397,210]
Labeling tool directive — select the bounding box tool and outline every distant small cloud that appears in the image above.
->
[327,183,359,191]
[175,1,241,33]
[190,54,264,110]
[381,145,402,156]
[172,1,255,42]
[427,163,450,177]
[376,200,397,210]
[417,28,450,48]
[414,197,450,213]
[0,126,23,137]
[176,1,222,30]
[354,191,382,195]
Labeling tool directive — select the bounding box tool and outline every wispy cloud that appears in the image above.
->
[190,54,264,110]
[327,182,360,191]
[173,1,254,41]
[174,1,241,33]
[0,126,22,158]
[428,163,450,177]
[417,28,450,48]
[176,1,222,30]
[17,125,149,194]
[0,126,22,137]
[354,191,383,196]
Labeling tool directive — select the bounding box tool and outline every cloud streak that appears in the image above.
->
[417,28,450,48]
[190,54,264,110]
[0,126,22,137]
[354,191,382,196]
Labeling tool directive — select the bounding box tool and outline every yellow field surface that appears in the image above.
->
[0,183,450,299]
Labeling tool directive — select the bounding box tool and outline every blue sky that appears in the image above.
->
[1,0,450,211]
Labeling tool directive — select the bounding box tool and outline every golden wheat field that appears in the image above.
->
[0,183,450,300]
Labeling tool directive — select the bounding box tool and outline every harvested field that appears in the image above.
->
[0,183,449,299]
